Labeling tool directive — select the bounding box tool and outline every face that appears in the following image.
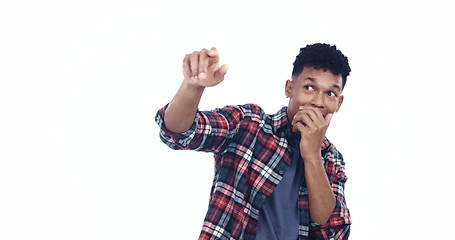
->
[285,66,344,121]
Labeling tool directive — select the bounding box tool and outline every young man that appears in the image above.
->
[155,43,352,240]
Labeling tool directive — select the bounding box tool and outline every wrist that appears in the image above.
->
[182,80,205,94]
[182,79,205,91]
[301,152,322,162]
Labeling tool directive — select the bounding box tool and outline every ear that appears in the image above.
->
[285,79,293,98]
[335,95,344,112]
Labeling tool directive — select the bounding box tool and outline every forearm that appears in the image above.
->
[164,81,205,133]
[303,154,336,225]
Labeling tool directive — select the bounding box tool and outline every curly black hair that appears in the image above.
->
[292,43,351,90]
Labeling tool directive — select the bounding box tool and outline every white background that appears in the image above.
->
[1,0,454,239]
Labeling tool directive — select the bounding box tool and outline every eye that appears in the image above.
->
[303,85,315,91]
[327,91,338,97]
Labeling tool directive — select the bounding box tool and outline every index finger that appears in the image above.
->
[299,106,324,123]
[207,47,219,63]
[207,47,217,55]
[198,49,209,75]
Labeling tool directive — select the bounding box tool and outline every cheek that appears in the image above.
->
[326,99,340,111]
[292,93,339,110]
[293,94,312,104]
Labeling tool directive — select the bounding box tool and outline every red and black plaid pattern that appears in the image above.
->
[155,103,351,240]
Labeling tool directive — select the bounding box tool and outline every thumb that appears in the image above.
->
[214,64,228,78]
[294,121,306,134]
[325,113,334,123]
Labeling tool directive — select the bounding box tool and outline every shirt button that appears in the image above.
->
[278,169,284,175]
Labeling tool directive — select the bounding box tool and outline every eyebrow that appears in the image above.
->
[303,77,341,91]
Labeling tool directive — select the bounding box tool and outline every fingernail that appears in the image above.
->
[199,72,206,79]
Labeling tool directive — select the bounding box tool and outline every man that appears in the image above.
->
[155,43,352,240]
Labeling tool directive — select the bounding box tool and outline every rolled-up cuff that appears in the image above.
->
[154,103,199,149]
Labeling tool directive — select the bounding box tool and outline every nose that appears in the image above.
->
[310,92,325,109]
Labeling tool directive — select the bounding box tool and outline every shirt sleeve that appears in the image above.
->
[309,150,352,240]
[154,103,247,154]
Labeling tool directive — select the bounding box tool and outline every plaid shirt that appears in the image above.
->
[155,103,351,240]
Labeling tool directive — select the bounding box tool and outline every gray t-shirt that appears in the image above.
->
[255,134,308,240]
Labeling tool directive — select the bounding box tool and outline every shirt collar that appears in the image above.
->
[270,106,291,134]
[270,106,332,152]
